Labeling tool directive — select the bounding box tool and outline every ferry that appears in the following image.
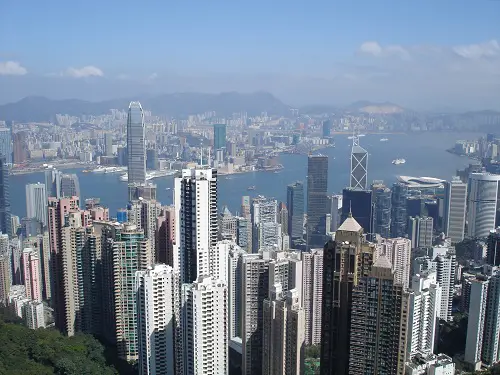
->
[358,134,366,137]
[93,167,106,173]
[392,158,406,165]
[380,138,389,142]
[247,186,256,191]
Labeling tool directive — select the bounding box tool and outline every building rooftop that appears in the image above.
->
[337,214,362,233]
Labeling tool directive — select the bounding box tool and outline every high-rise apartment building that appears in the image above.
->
[213,123,227,151]
[407,271,442,358]
[227,243,247,340]
[307,155,329,248]
[341,188,373,234]
[47,196,80,331]
[60,174,80,198]
[0,252,10,305]
[320,214,376,375]
[113,223,152,361]
[26,183,47,226]
[348,255,408,375]
[444,177,467,243]
[155,205,175,265]
[278,202,288,237]
[128,198,162,259]
[0,156,11,236]
[127,101,146,184]
[487,228,500,266]
[24,300,45,329]
[301,248,323,345]
[181,277,228,375]
[372,181,392,238]
[136,264,181,375]
[350,136,368,190]
[0,127,12,165]
[434,247,456,322]
[263,288,305,375]
[376,237,412,288]
[468,173,500,239]
[174,167,217,283]
[391,182,408,238]
[240,196,252,252]
[287,181,304,243]
[21,248,42,302]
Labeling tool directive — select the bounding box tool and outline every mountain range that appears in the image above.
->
[0,92,291,122]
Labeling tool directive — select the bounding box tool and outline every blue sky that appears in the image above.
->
[1,0,500,109]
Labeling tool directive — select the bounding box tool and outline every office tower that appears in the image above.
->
[219,206,237,240]
[12,131,28,164]
[406,196,426,218]
[21,248,42,302]
[24,301,45,329]
[348,255,409,375]
[181,277,228,375]
[128,198,162,258]
[104,132,113,156]
[0,253,10,305]
[350,136,368,190]
[320,214,376,375]
[407,271,442,358]
[47,196,80,331]
[327,194,342,233]
[0,127,12,164]
[307,155,329,248]
[487,228,500,266]
[235,216,250,250]
[408,216,434,248]
[372,181,392,238]
[146,148,158,170]
[376,237,412,288]
[251,195,280,252]
[287,181,304,243]
[263,288,305,375]
[444,177,467,243]
[155,205,175,265]
[468,173,500,239]
[26,183,47,226]
[113,224,152,360]
[174,168,217,283]
[136,265,181,375]
[0,157,11,236]
[322,120,331,138]
[301,248,323,345]
[45,168,62,199]
[213,123,227,151]
[391,182,408,238]
[341,188,372,233]
[127,101,146,184]
[60,174,80,198]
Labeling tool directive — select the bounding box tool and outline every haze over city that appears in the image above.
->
[1,0,500,110]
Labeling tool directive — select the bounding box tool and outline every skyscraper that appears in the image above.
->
[322,120,331,138]
[307,155,328,248]
[181,277,228,375]
[341,188,372,234]
[408,216,434,248]
[348,255,408,375]
[0,156,11,236]
[45,168,62,199]
[104,132,113,156]
[127,101,146,184]
[487,228,500,266]
[61,174,80,198]
[12,131,28,164]
[287,181,304,243]
[174,168,218,284]
[26,183,47,226]
[155,205,175,265]
[0,127,13,165]
[376,237,411,288]
[251,195,280,252]
[372,181,391,238]
[21,248,42,302]
[391,182,408,238]
[467,173,500,239]
[444,177,467,243]
[350,136,368,190]
[240,196,252,252]
[213,123,227,151]
[136,264,181,375]
[320,214,376,375]
[0,252,11,305]
[301,248,323,346]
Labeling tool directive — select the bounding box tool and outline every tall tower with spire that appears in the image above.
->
[350,135,368,190]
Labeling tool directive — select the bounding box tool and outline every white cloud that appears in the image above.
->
[453,40,500,60]
[0,61,27,75]
[64,65,104,78]
[358,41,410,59]
[359,41,383,56]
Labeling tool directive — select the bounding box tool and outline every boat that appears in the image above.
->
[165,188,171,191]
[92,167,106,173]
[380,138,389,142]
[247,186,256,191]
[119,173,128,181]
[347,136,354,140]
[358,134,366,137]
[392,158,406,165]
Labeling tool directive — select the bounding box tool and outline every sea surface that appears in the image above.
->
[9,132,480,218]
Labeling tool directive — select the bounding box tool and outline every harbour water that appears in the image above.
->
[9,132,480,218]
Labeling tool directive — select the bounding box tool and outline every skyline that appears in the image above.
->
[1,1,500,109]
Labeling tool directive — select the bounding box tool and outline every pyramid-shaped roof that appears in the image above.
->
[337,214,362,232]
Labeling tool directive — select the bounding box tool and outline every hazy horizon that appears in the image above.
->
[1,1,500,111]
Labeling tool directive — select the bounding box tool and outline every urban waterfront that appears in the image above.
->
[10,132,479,218]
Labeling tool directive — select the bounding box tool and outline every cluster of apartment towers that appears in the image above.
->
[3,102,500,375]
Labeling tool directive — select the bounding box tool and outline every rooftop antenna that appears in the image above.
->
[348,200,353,217]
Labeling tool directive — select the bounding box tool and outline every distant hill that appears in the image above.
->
[0,91,291,122]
